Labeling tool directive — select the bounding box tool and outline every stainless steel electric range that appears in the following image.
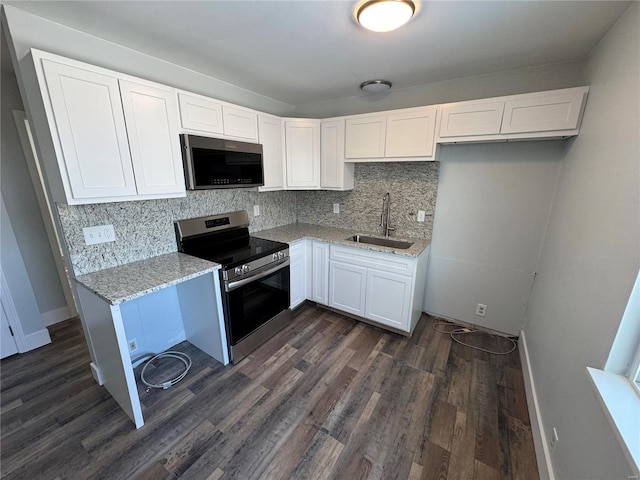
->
[175,211,291,364]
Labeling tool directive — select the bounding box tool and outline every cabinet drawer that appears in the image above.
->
[330,245,415,277]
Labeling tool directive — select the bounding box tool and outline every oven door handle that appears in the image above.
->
[225,258,290,292]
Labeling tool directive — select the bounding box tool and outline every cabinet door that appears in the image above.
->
[258,115,284,191]
[311,242,329,305]
[223,106,258,141]
[177,92,224,135]
[321,119,354,190]
[439,101,504,137]
[41,59,137,199]
[289,242,308,309]
[290,258,306,309]
[501,88,587,134]
[285,120,320,189]
[120,80,185,196]
[345,115,386,158]
[365,269,413,330]
[329,261,367,317]
[385,107,437,158]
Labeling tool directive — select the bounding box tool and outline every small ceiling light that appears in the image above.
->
[356,0,416,33]
[360,80,392,94]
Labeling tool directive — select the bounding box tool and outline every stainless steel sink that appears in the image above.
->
[347,234,414,250]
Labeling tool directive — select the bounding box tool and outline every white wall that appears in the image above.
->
[295,61,586,118]
[1,5,294,116]
[523,3,640,479]
[424,141,565,335]
[0,199,46,336]
[1,61,68,323]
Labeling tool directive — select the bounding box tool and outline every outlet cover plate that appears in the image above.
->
[83,225,116,245]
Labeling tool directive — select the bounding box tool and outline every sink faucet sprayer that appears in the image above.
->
[380,192,395,237]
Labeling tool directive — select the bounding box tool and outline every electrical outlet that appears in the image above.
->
[83,224,116,245]
[417,210,426,222]
[475,303,487,317]
[550,427,559,451]
[253,205,260,216]
[128,339,138,352]
[333,203,340,214]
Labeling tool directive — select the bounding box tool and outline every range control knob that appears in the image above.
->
[272,253,279,261]
[242,264,251,274]
[278,251,286,260]
[234,266,243,276]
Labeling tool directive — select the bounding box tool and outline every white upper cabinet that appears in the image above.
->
[345,115,386,158]
[438,86,589,143]
[35,50,185,204]
[257,114,284,191]
[439,101,505,138]
[177,91,258,142]
[177,92,224,135]
[40,58,138,200]
[501,87,587,134]
[284,119,321,189]
[320,119,354,191]
[345,107,438,161]
[385,106,438,158]
[222,105,258,142]
[119,80,184,196]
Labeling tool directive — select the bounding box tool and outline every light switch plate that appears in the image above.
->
[83,224,116,245]
[417,210,426,222]
[253,205,260,216]
[333,203,340,214]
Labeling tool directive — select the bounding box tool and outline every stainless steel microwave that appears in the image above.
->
[180,134,264,189]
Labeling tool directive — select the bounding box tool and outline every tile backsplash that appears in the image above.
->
[58,162,439,276]
[58,189,297,276]
[296,162,439,240]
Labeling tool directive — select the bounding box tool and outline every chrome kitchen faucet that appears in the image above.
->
[380,192,395,237]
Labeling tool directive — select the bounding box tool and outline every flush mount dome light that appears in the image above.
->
[356,0,416,33]
[360,79,392,93]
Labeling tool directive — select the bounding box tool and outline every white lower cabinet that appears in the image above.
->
[289,241,309,309]
[329,261,367,317]
[365,269,413,330]
[328,245,428,334]
[311,241,329,305]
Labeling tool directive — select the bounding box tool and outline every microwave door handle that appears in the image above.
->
[225,258,290,292]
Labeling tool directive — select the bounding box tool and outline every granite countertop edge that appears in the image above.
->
[75,252,221,306]
[253,223,430,257]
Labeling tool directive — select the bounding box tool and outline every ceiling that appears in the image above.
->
[5,1,632,106]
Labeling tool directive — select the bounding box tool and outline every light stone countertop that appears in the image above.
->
[75,252,220,305]
[253,223,430,257]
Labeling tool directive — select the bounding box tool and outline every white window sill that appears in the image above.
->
[586,367,640,475]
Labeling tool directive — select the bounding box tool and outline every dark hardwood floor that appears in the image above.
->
[1,304,539,480]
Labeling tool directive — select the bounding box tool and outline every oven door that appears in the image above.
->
[222,261,290,347]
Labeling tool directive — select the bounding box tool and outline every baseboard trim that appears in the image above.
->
[519,329,555,480]
[24,328,52,351]
[41,306,71,326]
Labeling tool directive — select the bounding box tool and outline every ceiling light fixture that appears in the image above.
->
[360,80,392,94]
[356,0,416,33]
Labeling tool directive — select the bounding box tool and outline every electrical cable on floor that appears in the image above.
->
[432,322,517,355]
[134,351,192,391]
